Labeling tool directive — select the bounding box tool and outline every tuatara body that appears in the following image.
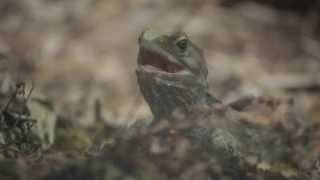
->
[136,29,307,179]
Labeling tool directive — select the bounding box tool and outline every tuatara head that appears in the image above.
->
[136,29,214,120]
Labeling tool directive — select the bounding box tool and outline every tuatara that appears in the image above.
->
[136,29,307,179]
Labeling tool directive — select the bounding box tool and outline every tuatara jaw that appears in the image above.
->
[138,45,188,74]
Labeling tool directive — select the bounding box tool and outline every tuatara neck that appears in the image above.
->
[136,68,218,120]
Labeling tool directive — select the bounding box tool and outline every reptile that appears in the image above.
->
[136,29,307,179]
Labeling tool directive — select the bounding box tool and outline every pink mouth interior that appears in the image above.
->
[140,49,185,73]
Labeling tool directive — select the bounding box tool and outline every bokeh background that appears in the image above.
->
[1,1,320,179]
[0,0,320,144]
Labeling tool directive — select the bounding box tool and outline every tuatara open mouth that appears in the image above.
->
[138,47,186,74]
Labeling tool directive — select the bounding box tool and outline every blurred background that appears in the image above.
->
[0,0,320,127]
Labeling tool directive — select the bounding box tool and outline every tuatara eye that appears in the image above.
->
[176,38,188,51]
